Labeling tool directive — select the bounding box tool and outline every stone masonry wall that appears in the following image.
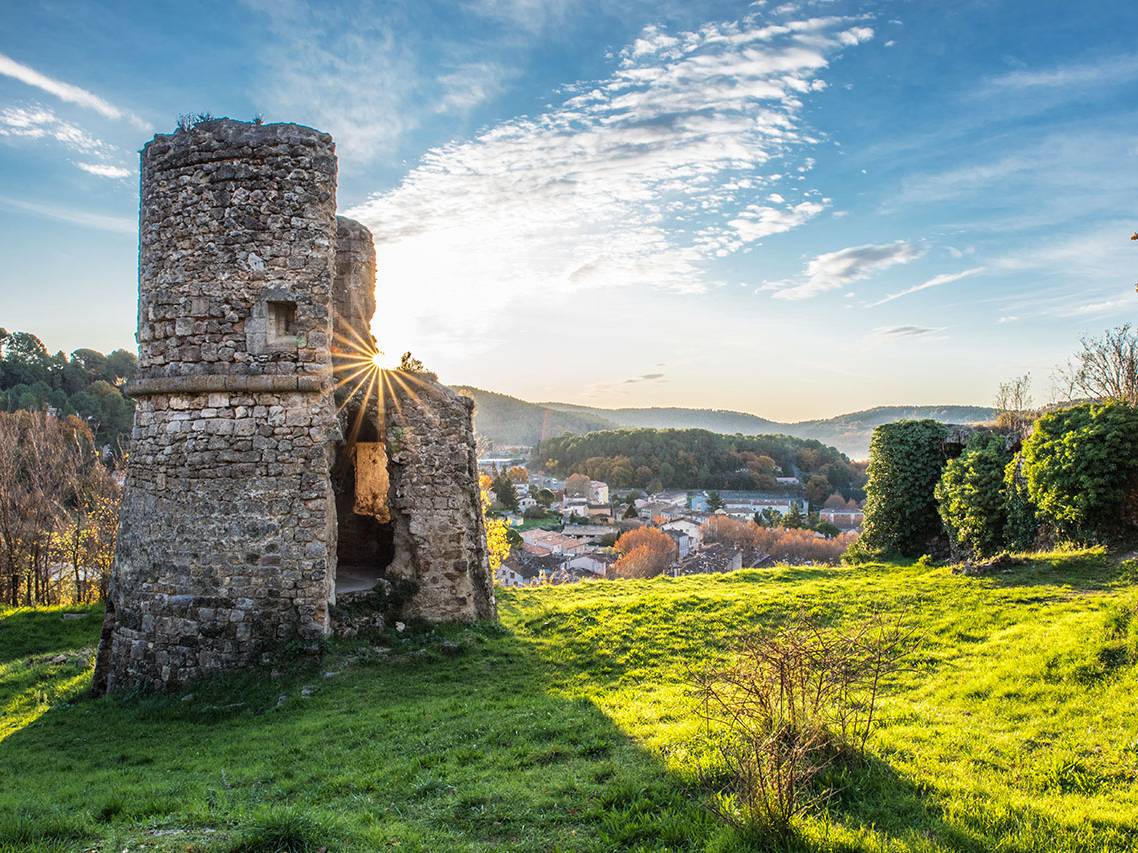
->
[94,120,340,694]
[94,118,495,696]
[380,378,497,622]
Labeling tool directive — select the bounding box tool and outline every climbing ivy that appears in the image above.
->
[1021,402,1138,543]
[935,432,1025,559]
[854,420,949,559]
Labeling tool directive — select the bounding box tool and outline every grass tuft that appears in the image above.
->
[226,805,336,853]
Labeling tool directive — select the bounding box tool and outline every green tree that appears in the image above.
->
[935,432,1018,559]
[491,472,519,512]
[781,503,805,529]
[804,474,832,509]
[1021,402,1138,543]
[706,491,725,512]
[855,420,949,559]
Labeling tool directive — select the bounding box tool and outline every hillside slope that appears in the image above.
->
[453,386,615,447]
[455,386,994,458]
[2,551,1136,851]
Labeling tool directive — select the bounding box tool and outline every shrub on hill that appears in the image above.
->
[1021,402,1138,543]
[853,420,948,559]
[936,432,1027,559]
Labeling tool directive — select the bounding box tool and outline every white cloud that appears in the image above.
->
[0,194,134,234]
[983,54,1138,93]
[874,325,944,339]
[764,241,921,300]
[347,14,873,356]
[0,105,130,175]
[74,162,131,178]
[729,200,827,243]
[0,52,146,128]
[242,1,422,161]
[0,106,106,152]
[436,63,514,113]
[868,266,985,307]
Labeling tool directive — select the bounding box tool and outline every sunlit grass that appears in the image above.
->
[1,551,1136,851]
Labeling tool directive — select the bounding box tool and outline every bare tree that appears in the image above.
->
[1057,324,1138,405]
[0,411,121,605]
[994,373,1035,435]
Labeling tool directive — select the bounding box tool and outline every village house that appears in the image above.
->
[674,543,770,576]
[560,524,617,544]
[820,507,864,529]
[520,529,590,556]
[661,518,703,550]
[563,552,614,577]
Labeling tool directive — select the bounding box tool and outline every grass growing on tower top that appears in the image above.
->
[1,549,1137,851]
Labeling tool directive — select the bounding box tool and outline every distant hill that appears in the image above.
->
[452,386,615,448]
[453,386,995,459]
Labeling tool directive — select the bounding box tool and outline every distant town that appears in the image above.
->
[478,452,862,587]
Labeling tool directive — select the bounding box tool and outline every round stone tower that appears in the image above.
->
[93,120,341,693]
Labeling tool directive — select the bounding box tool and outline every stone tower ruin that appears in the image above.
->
[93,119,495,695]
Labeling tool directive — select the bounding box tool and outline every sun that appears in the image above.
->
[371,351,386,369]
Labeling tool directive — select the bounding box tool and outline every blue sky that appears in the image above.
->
[2,0,1136,420]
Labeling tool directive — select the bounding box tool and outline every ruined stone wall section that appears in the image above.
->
[383,383,497,622]
[333,216,377,353]
[94,120,339,694]
[136,121,337,378]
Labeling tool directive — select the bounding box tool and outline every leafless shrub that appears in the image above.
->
[994,373,1035,436]
[690,613,918,835]
[1056,324,1138,406]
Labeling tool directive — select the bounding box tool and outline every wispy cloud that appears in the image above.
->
[875,325,943,338]
[1047,294,1134,318]
[74,162,131,179]
[868,266,985,307]
[764,241,921,301]
[0,105,130,175]
[0,194,134,234]
[436,62,514,113]
[983,54,1138,93]
[242,0,422,161]
[623,373,665,384]
[348,13,874,354]
[0,52,146,128]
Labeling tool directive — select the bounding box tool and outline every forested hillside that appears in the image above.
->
[534,427,866,499]
[457,386,994,458]
[454,386,615,447]
[0,330,136,449]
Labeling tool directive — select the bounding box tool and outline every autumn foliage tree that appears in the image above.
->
[478,473,510,574]
[611,527,677,579]
[0,410,121,605]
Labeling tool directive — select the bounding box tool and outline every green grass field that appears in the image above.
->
[2,550,1137,851]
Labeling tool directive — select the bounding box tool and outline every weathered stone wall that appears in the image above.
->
[95,118,495,696]
[379,378,497,622]
[333,216,376,352]
[94,120,340,694]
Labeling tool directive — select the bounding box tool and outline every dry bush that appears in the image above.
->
[611,526,677,579]
[691,613,917,835]
[701,516,857,564]
[753,528,858,564]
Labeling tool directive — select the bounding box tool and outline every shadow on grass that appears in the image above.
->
[0,605,102,666]
[0,601,1127,852]
[0,620,723,851]
[972,550,1132,592]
